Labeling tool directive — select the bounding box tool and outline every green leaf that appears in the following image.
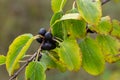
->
[58,38,82,71]
[50,11,63,26]
[111,20,120,38]
[6,34,34,75]
[51,13,86,39]
[0,55,6,65]
[41,51,66,72]
[60,13,82,20]
[25,62,46,80]
[51,21,64,39]
[79,37,105,75]
[76,0,102,25]
[96,35,120,63]
[66,8,79,13]
[51,0,67,13]
[89,16,112,34]
[64,19,86,38]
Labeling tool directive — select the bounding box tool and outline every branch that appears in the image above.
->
[9,52,38,80]
[9,44,43,80]
[102,0,111,5]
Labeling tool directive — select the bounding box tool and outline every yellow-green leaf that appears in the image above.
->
[51,0,67,13]
[79,37,105,75]
[25,62,46,80]
[58,38,82,71]
[96,35,120,63]
[111,20,120,38]
[60,13,82,20]
[6,34,34,75]
[0,55,6,66]
[41,51,66,72]
[64,19,86,38]
[89,16,112,34]
[51,13,86,39]
[50,11,63,26]
[76,0,102,25]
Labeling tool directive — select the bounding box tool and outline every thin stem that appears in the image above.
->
[72,1,76,9]
[60,0,65,11]
[23,55,32,58]
[9,43,43,80]
[9,52,38,80]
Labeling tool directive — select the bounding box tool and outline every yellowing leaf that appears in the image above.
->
[6,34,34,75]
[89,16,112,34]
[111,20,120,38]
[58,38,82,71]
[0,55,6,65]
[96,35,120,63]
[76,0,102,25]
[41,51,66,72]
[64,20,86,38]
[25,62,46,80]
[79,37,105,75]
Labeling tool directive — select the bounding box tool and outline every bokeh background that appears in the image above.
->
[0,0,120,80]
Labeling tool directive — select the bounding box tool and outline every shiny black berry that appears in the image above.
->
[36,38,43,43]
[45,32,52,40]
[38,28,46,36]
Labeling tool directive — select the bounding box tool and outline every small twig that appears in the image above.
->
[9,42,43,80]
[72,1,76,9]
[9,52,38,80]
[102,0,111,5]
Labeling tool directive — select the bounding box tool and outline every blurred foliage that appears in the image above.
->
[0,0,120,80]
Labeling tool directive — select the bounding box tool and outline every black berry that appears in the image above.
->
[38,54,42,61]
[38,28,46,36]
[36,38,43,43]
[51,43,56,49]
[41,42,52,50]
[45,32,52,40]
[87,29,94,33]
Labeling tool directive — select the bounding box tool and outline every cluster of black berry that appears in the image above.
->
[36,28,56,50]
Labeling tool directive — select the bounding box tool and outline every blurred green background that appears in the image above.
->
[0,0,120,80]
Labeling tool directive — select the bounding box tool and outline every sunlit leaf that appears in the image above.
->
[0,55,6,66]
[60,13,81,20]
[76,0,102,25]
[51,0,67,13]
[58,38,82,71]
[25,62,46,80]
[6,34,34,75]
[79,37,105,75]
[96,35,120,63]
[111,20,120,38]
